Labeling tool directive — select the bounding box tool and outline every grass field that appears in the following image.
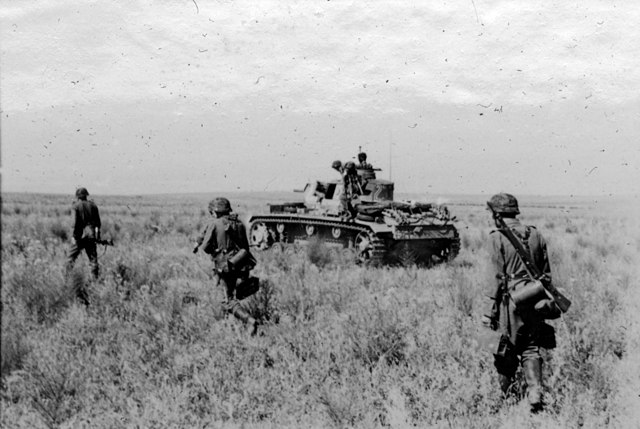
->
[1,192,639,428]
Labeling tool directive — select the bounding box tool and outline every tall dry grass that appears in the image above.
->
[1,192,639,428]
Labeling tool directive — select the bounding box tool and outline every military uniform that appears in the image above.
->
[67,188,101,280]
[483,193,560,412]
[331,160,361,218]
[195,198,257,334]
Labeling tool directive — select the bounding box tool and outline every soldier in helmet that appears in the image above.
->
[194,197,258,335]
[332,160,361,218]
[66,187,102,304]
[482,193,561,412]
[357,152,373,170]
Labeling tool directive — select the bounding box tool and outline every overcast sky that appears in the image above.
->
[1,0,638,197]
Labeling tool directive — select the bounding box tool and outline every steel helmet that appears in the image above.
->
[343,161,356,173]
[75,187,89,199]
[209,197,231,214]
[331,160,342,170]
[357,152,367,162]
[489,193,520,215]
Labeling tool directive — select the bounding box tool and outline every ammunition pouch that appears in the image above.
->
[228,248,256,272]
[510,280,548,311]
[236,276,260,301]
[534,299,561,320]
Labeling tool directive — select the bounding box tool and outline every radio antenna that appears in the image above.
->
[388,131,393,180]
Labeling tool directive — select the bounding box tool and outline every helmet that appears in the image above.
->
[489,193,520,215]
[75,187,89,199]
[209,197,231,214]
[343,161,356,173]
[331,160,342,170]
[357,152,367,162]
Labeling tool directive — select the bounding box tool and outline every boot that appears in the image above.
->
[523,358,544,412]
[231,307,258,336]
[498,374,513,396]
[246,317,258,336]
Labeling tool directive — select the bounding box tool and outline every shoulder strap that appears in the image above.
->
[498,227,535,279]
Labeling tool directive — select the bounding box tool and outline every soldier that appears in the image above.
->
[194,197,258,335]
[482,193,560,412]
[357,152,373,170]
[332,160,361,218]
[66,187,102,304]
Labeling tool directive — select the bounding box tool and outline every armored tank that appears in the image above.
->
[248,160,460,266]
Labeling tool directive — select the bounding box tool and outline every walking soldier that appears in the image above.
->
[194,197,258,335]
[66,187,102,304]
[482,193,563,412]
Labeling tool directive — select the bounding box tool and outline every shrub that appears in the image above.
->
[1,316,30,377]
[306,238,333,269]
[49,221,68,242]
[345,296,407,369]
[5,255,73,325]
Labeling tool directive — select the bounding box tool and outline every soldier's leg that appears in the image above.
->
[85,239,99,279]
[218,273,234,315]
[66,239,82,274]
[493,332,519,396]
[522,345,543,412]
[220,272,257,334]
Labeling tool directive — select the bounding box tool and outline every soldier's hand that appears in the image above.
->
[481,315,497,331]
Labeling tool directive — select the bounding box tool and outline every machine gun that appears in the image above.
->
[487,201,571,313]
[96,238,114,247]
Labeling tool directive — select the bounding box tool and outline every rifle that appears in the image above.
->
[487,201,571,313]
[96,239,114,246]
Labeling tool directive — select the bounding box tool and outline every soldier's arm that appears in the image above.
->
[200,222,218,255]
[71,203,81,240]
[483,232,504,329]
[94,204,102,240]
[193,223,208,253]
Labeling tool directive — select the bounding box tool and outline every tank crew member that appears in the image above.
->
[482,193,561,412]
[357,152,373,169]
[66,187,102,304]
[332,160,361,218]
[194,197,258,335]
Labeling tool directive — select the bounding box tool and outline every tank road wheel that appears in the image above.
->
[436,231,461,263]
[249,222,272,250]
[354,231,374,265]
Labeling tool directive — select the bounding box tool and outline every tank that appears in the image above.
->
[248,161,460,267]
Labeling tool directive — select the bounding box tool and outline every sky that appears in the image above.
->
[1,0,639,197]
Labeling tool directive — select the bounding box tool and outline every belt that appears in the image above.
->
[496,273,530,280]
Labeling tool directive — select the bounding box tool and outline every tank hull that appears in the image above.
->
[249,213,459,267]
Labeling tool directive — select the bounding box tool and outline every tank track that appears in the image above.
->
[367,235,386,266]
[249,215,386,266]
[250,215,460,267]
[447,229,461,261]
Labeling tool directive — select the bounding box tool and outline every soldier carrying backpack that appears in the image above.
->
[194,197,259,335]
